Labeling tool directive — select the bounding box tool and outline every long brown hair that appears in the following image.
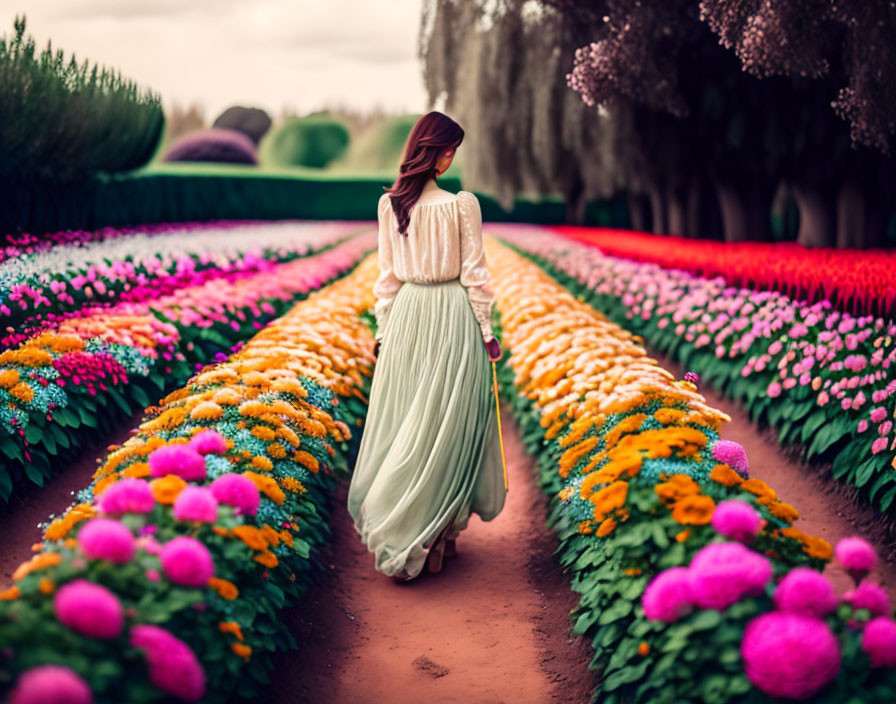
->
[385,111,464,236]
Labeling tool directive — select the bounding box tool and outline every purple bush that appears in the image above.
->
[163,128,258,165]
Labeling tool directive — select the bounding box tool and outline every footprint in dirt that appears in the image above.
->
[413,655,450,678]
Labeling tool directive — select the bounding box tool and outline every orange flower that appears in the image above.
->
[253,550,279,568]
[218,621,245,641]
[92,474,119,496]
[0,586,21,600]
[709,464,743,487]
[589,481,629,518]
[39,578,55,595]
[624,568,642,576]
[231,526,268,551]
[8,382,34,402]
[638,641,650,656]
[671,495,716,525]
[578,520,594,534]
[243,471,286,504]
[293,450,319,473]
[232,643,252,660]
[767,502,799,524]
[122,462,151,478]
[654,408,686,425]
[675,530,690,543]
[12,552,62,581]
[741,478,777,503]
[655,475,701,504]
[596,517,617,537]
[208,577,239,600]
[150,475,188,504]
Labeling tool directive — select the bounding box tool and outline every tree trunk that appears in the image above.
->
[836,180,887,249]
[626,192,650,232]
[665,181,687,236]
[792,182,836,248]
[647,183,667,234]
[564,175,586,225]
[713,180,773,242]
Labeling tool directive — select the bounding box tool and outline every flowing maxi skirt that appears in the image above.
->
[347,277,507,579]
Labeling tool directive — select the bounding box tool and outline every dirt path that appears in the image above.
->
[651,347,896,598]
[0,410,144,582]
[262,399,599,704]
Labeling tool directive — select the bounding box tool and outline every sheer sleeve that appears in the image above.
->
[457,190,495,342]
[372,193,403,341]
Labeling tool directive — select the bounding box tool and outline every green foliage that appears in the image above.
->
[260,113,350,169]
[330,114,420,173]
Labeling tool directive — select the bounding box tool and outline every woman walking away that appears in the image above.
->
[347,111,507,583]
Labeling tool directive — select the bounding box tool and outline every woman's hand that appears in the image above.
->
[485,336,501,362]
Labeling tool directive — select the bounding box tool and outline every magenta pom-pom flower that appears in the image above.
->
[172,486,219,523]
[148,444,207,481]
[97,478,155,515]
[54,579,124,639]
[711,440,749,478]
[689,542,772,610]
[835,537,877,583]
[159,536,214,587]
[861,617,896,667]
[741,612,841,699]
[10,664,93,704]
[642,567,695,622]
[711,500,762,542]
[772,567,839,618]
[210,473,260,516]
[130,624,206,702]
[189,429,229,456]
[844,581,891,617]
[684,371,699,385]
[77,518,136,564]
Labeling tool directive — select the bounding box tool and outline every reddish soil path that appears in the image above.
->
[0,410,143,582]
[652,348,896,598]
[263,399,599,704]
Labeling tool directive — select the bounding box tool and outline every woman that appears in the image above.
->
[347,111,507,583]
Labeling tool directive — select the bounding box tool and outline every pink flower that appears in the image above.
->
[741,612,840,699]
[711,440,749,478]
[172,486,218,523]
[835,538,877,582]
[148,444,207,481]
[159,536,214,587]
[210,473,260,516]
[767,382,782,398]
[711,501,762,542]
[78,518,135,564]
[189,429,229,456]
[98,478,155,515]
[10,665,92,704]
[689,542,772,610]
[861,617,896,667]
[872,437,888,454]
[642,567,695,622]
[870,407,887,423]
[54,579,124,638]
[773,567,838,618]
[130,625,206,702]
[880,421,893,436]
[817,391,830,406]
[844,582,890,617]
[858,419,870,433]
[768,340,783,355]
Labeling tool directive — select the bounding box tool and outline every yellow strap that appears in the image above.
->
[491,360,508,490]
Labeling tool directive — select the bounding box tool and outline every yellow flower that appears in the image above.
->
[251,426,277,442]
[0,369,20,388]
[654,408,686,425]
[251,455,274,471]
[266,442,287,460]
[671,495,716,525]
[279,477,307,494]
[190,401,224,420]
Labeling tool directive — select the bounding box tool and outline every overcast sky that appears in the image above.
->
[1,0,429,120]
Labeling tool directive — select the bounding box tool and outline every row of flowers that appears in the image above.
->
[0,229,376,502]
[550,225,896,318]
[483,238,896,702]
[0,253,381,703]
[2,220,362,345]
[493,227,896,518]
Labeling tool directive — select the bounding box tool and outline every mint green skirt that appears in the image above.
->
[347,278,507,579]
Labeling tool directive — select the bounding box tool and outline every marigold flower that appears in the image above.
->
[709,463,743,487]
[218,621,244,641]
[232,643,252,661]
[253,550,279,568]
[655,474,700,504]
[671,495,716,525]
[208,577,239,600]
[150,475,188,505]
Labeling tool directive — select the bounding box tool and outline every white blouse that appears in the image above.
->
[372,190,495,343]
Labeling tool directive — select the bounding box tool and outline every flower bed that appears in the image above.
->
[483,239,896,703]
[1,220,362,344]
[0,229,375,501]
[0,254,380,703]
[493,227,896,518]
[550,225,896,318]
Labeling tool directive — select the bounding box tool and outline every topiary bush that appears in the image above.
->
[163,128,258,165]
[212,106,272,145]
[260,114,350,169]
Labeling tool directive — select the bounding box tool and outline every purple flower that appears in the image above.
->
[642,567,695,622]
[98,478,155,515]
[711,440,749,478]
[172,486,219,523]
[159,536,214,588]
[844,582,890,617]
[773,567,838,618]
[189,429,229,456]
[148,444,207,481]
[741,612,841,700]
[130,625,206,701]
[210,473,260,516]
[711,500,762,542]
